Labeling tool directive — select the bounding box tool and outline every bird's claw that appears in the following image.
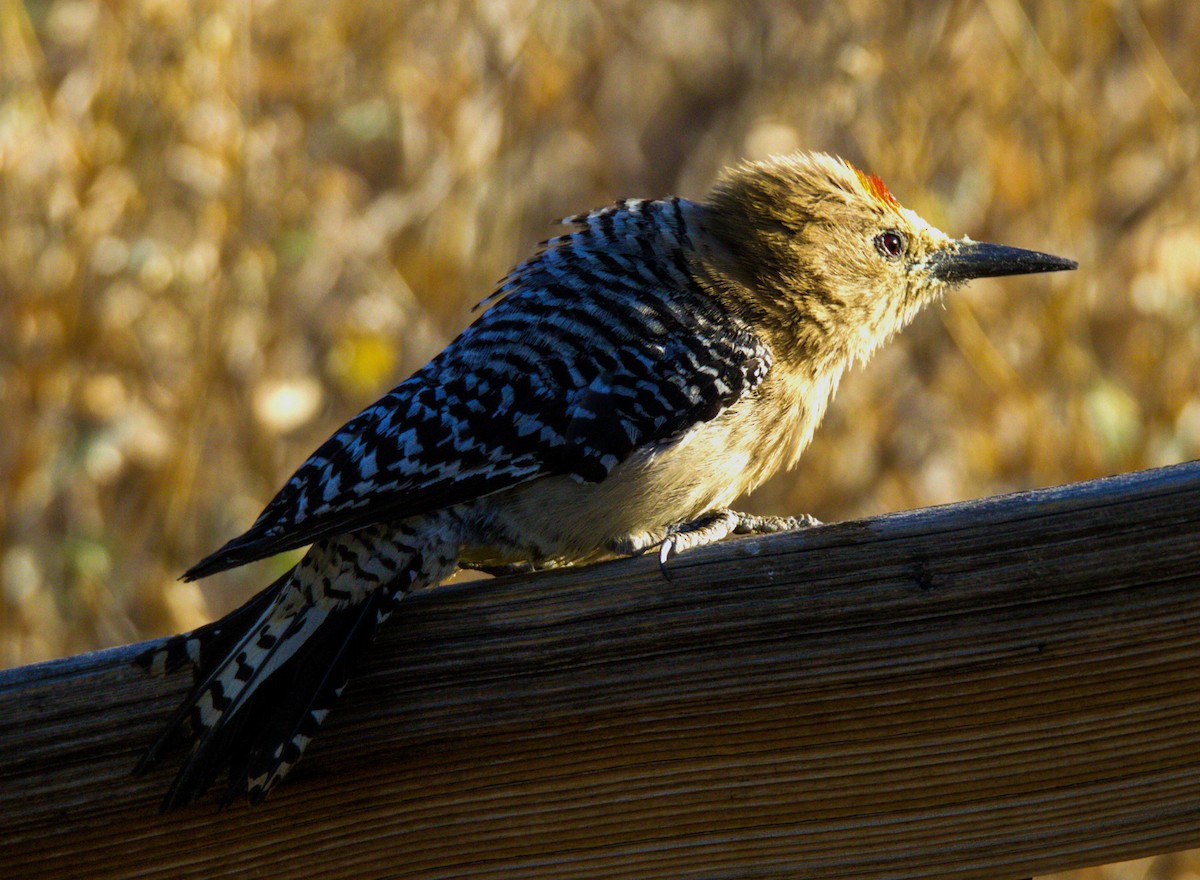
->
[658,534,678,580]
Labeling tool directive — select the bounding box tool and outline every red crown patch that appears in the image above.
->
[853,167,899,209]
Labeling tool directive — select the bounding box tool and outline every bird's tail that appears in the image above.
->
[134,517,463,811]
[132,563,393,812]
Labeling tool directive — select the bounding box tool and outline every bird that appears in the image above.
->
[132,151,1076,811]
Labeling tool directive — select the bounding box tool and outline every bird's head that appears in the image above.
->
[699,152,1076,366]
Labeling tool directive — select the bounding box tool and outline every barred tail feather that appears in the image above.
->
[133,566,314,808]
[239,589,389,803]
[144,606,321,810]
[135,519,457,811]
[132,574,291,781]
[132,571,396,812]
[133,571,291,680]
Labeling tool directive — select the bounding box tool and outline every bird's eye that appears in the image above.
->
[874,230,906,260]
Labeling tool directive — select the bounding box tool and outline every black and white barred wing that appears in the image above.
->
[185,197,773,581]
[559,326,771,481]
[183,374,550,580]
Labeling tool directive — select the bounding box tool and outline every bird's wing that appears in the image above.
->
[559,325,771,482]
[185,197,770,580]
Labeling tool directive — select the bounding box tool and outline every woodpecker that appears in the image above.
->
[133,151,1076,810]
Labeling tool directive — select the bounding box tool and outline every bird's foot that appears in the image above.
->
[607,529,669,557]
[657,509,822,574]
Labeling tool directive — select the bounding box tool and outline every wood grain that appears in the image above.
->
[4,462,1200,879]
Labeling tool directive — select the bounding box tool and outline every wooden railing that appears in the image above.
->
[4,461,1200,879]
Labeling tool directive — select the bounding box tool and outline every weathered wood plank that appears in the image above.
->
[3,461,1200,879]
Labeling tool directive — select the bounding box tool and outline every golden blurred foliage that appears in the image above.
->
[2,2,1199,875]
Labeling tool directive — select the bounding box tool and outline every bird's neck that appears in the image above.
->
[682,221,854,377]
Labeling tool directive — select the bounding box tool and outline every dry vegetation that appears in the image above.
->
[2,1,1199,876]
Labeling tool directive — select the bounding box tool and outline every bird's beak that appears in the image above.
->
[928,240,1077,283]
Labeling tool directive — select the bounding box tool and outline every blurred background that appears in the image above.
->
[2,1,1199,875]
